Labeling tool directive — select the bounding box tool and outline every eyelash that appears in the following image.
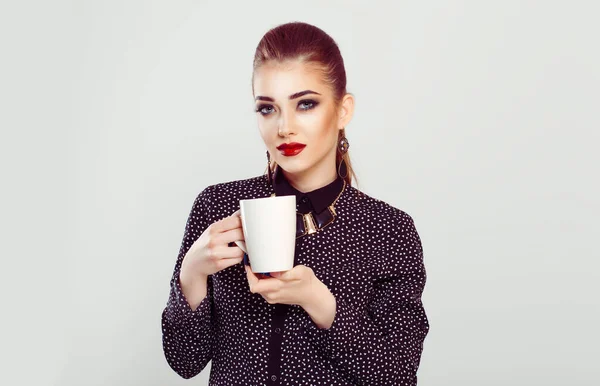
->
[255,99,319,116]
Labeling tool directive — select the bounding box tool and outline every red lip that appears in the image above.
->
[276,142,306,150]
[277,142,306,156]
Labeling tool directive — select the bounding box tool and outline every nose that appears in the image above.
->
[278,126,291,137]
[277,110,296,137]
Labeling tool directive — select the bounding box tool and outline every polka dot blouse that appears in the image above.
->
[161,169,430,385]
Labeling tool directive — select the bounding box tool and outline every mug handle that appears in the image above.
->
[234,240,247,253]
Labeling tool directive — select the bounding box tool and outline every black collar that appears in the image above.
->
[272,165,344,214]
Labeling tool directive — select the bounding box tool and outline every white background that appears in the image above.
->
[1,1,598,385]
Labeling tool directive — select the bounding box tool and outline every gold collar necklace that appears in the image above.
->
[271,180,347,239]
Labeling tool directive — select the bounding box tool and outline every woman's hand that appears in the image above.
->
[244,264,316,307]
[245,264,337,329]
[181,209,245,280]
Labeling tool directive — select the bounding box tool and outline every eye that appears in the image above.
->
[298,99,319,111]
[255,104,275,116]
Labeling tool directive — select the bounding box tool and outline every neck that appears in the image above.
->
[280,160,338,193]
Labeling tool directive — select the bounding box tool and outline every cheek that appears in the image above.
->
[301,112,335,140]
[313,121,338,145]
[300,109,328,128]
[257,121,275,142]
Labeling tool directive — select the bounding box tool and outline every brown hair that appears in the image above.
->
[252,21,358,188]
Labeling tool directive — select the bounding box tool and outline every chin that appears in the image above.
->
[276,158,310,174]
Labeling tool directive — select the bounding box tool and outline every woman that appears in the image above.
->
[161,21,429,385]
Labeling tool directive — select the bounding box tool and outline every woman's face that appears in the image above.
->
[253,60,352,179]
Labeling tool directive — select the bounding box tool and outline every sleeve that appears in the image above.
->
[161,185,217,379]
[303,213,430,386]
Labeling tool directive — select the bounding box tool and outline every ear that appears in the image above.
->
[337,93,355,130]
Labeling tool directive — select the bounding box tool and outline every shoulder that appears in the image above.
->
[198,174,267,198]
[212,174,269,200]
[345,185,420,246]
[194,174,269,219]
[346,185,416,225]
[346,187,424,274]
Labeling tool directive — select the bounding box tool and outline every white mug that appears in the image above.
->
[235,195,296,273]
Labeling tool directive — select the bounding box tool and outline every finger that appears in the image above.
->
[218,228,245,245]
[245,267,281,293]
[211,245,245,259]
[262,293,279,305]
[271,267,300,281]
[245,265,261,291]
[211,212,243,233]
[252,276,281,294]
[217,255,244,271]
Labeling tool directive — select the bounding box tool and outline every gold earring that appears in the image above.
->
[338,128,349,154]
[266,150,273,185]
[337,157,348,179]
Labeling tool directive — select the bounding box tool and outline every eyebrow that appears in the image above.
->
[255,90,321,102]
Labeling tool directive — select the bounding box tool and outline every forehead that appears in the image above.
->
[253,60,329,99]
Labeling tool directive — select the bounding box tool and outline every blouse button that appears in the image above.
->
[271,375,278,381]
[275,327,281,334]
